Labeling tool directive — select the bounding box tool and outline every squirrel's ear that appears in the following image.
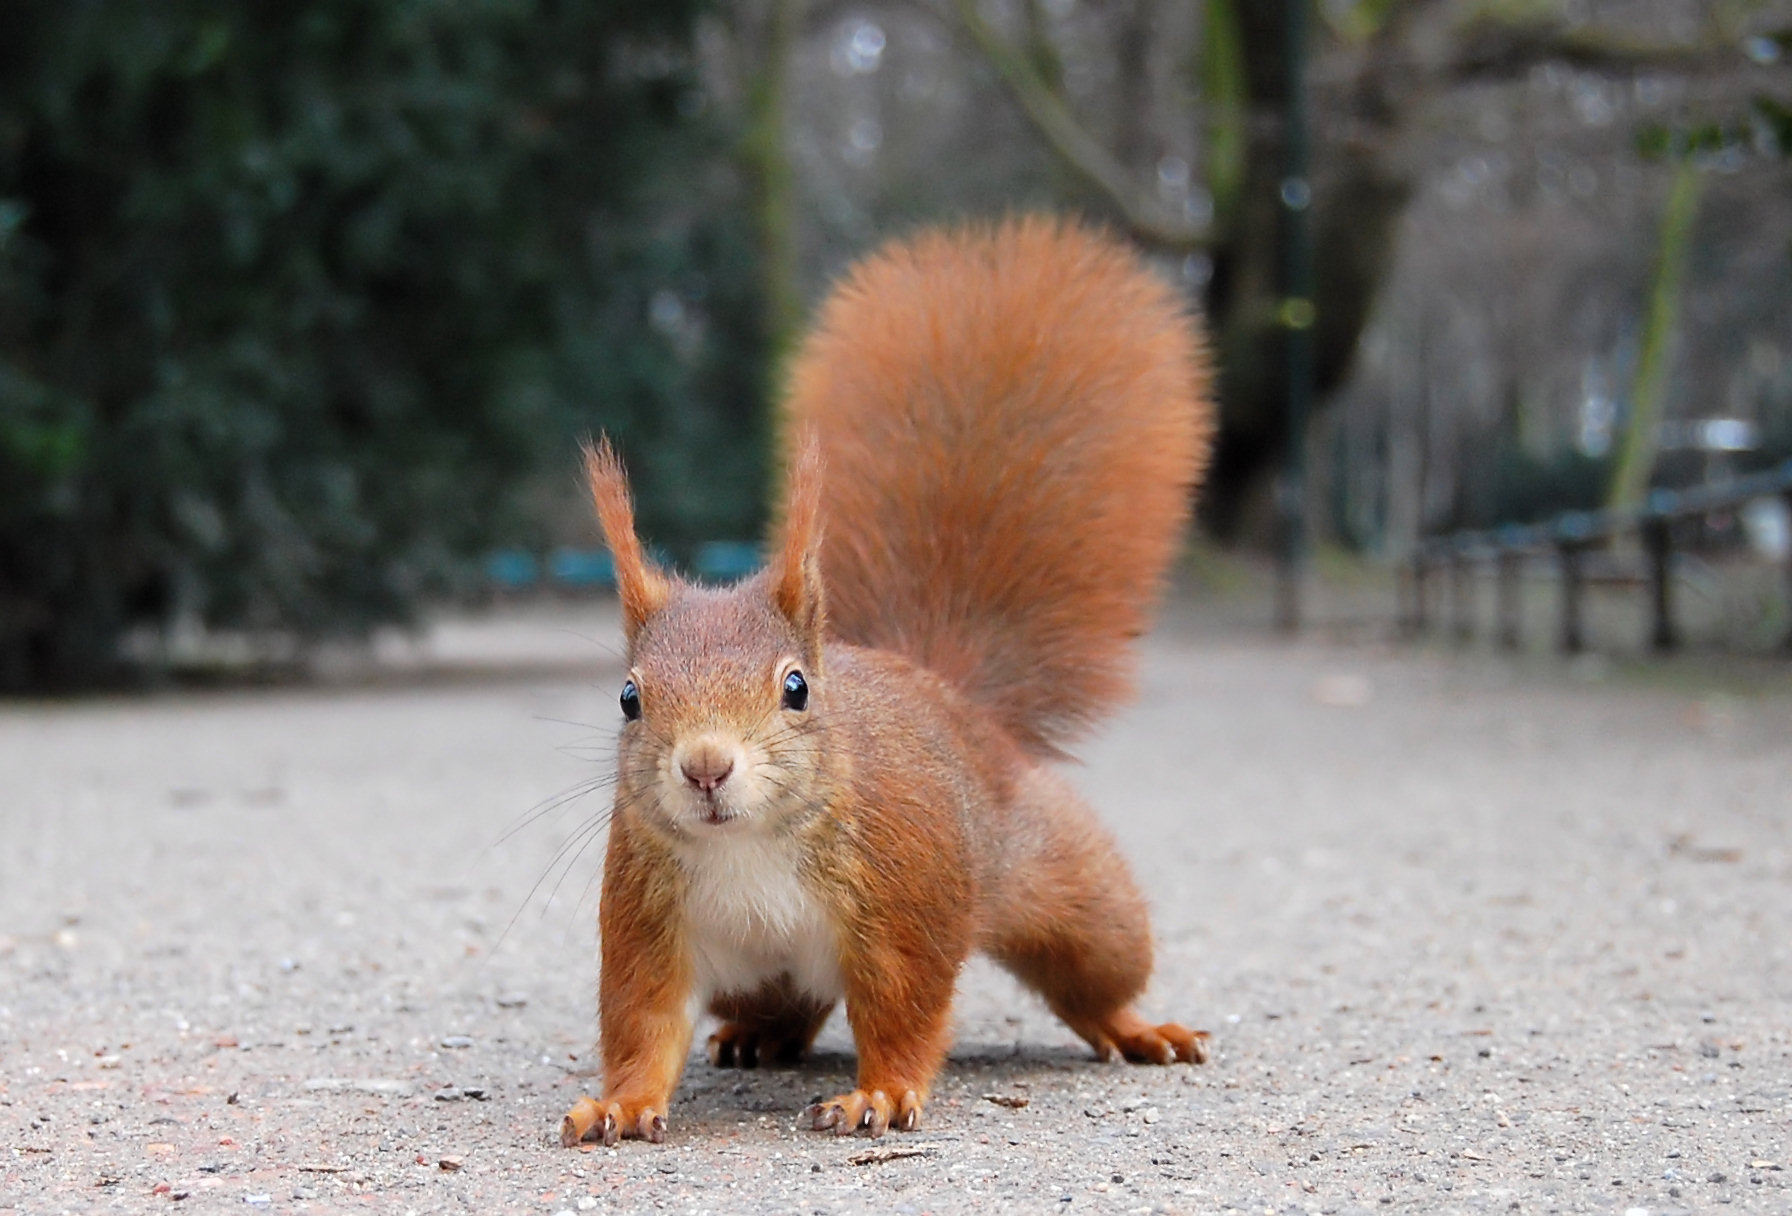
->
[769,430,826,650]
[582,437,670,644]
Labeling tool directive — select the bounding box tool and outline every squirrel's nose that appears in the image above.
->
[679,742,736,794]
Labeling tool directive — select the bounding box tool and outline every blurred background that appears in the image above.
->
[2,0,1789,690]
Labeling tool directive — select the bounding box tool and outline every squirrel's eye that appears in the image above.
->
[619,678,641,721]
[781,669,809,712]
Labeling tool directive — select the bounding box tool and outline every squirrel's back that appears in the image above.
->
[783,216,1214,757]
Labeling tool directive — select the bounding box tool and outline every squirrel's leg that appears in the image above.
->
[561,829,694,1148]
[810,917,965,1137]
[707,979,834,1068]
[810,963,952,1137]
[986,768,1211,1067]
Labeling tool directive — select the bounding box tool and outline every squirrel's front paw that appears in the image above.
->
[560,1096,668,1147]
[805,1088,923,1137]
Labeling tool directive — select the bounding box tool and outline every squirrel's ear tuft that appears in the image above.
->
[582,437,670,644]
[769,430,826,650]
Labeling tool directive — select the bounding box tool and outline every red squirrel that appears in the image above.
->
[561,217,1215,1147]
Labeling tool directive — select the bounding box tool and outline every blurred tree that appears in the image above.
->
[731,0,807,374]
[1606,158,1701,515]
[0,0,766,689]
[1608,76,1792,513]
[948,0,1415,539]
[830,0,1788,544]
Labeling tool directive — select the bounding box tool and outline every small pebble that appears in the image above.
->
[440,1035,474,1049]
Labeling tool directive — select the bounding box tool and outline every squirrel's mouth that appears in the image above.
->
[692,794,738,828]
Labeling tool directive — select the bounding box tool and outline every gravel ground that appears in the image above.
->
[3,603,1789,1215]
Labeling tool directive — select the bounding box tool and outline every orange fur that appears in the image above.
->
[561,217,1214,1147]
[582,438,670,641]
[767,431,826,658]
[781,215,1214,756]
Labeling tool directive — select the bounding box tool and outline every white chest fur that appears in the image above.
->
[678,832,844,1006]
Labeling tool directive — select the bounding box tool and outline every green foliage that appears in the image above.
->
[1636,94,1792,164]
[0,0,766,688]
[1317,0,1405,42]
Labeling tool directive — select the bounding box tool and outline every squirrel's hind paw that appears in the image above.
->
[805,1088,922,1137]
[1083,1013,1212,1066]
[1154,1023,1212,1065]
[707,1021,810,1069]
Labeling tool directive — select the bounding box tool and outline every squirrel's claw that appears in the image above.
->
[893,1089,924,1131]
[560,1097,603,1147]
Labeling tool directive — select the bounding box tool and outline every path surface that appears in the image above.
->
[3,604,1790,1214]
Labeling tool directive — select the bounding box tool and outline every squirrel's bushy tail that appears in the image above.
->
[782,217,1214,757]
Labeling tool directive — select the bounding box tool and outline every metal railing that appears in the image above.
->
[1399,460,1792,654]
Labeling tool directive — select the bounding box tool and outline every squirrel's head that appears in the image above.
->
[582,436,829,840]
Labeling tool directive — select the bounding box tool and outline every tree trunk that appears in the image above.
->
[1606,160,1700,515]
[1200,2,1411,543]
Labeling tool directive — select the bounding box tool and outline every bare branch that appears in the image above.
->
[950,0,1209,250]
[1448,16,1739,81]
